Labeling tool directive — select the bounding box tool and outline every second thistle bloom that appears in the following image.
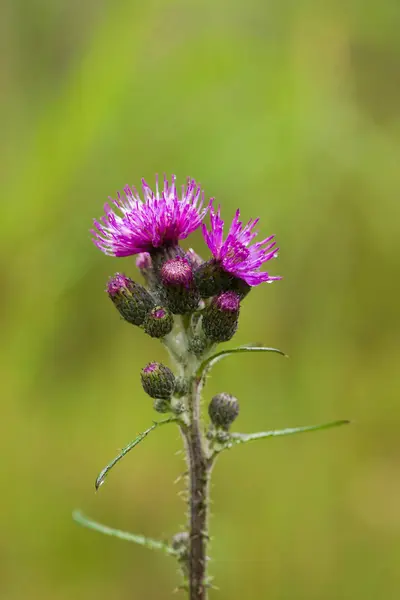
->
[202,204,281,286]
[92,175,208,257]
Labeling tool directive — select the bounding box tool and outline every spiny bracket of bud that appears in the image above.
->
[141,362,176,399]
[208,392,240,430]
[144,306,174,338]
[107,273,155,326]
[202,291,240,342]
[194,259,232,299]
[160,257,200,314]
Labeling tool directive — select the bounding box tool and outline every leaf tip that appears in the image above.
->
[95,475,105,491]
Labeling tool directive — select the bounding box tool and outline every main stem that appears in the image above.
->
[186,377,209,600]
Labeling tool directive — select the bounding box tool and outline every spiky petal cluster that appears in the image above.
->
[202,204,281,286]
[92,175,208,257]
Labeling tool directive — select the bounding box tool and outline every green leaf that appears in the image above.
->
[95,417,178,490]
[73,511,176,555]
[197,345,287,381]
[225,419,350,450]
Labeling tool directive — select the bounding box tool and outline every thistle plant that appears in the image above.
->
[74,174,349,599]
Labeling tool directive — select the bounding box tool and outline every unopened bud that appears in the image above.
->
[107,273,154,326]
[174,376,189,397]
[188,335,213,357]
[202,291,240,342]
[141,362,175,399]
[144,306,174,338]
[194,259,232,299]
[208,392,239,430]
[160,257,200,314]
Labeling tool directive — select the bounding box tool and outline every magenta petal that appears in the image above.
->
[201,205,281,287]
[91,175,209,257]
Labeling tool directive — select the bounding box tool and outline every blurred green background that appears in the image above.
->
[2,0,400,598]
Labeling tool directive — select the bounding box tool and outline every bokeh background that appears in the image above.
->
[2,0,400,598]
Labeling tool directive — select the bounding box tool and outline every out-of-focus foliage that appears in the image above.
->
[1,0,400,598]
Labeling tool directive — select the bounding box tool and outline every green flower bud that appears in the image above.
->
[141,362,176,399]
[144,306,174,338]
[202,291,240,342]
[188,335,213,357]
[107,273,154,326]
[174,376,189,397]
[208,392,240,430]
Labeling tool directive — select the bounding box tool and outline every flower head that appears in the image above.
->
[202,204,281,286]
[92,175,208,257]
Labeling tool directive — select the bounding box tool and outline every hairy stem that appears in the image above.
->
[186,377,209,600]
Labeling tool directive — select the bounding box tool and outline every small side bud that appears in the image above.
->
[144,306,174,338]
[194,259,232,299]
[107,273,154,326]
[136,252,152,271]
[202,291,240,342]
[160,257,200,314]
[174,376,189,397]
[208,392,240,430]
[141,362,176,399]
[188,335,213,357]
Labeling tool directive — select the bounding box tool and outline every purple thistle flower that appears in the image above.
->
[92,175,208,257]
[202,204,281,286]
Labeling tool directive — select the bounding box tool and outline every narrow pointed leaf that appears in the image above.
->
[226,419,350,449]
[73,510,176,555]
[197,345,287,381]
[95,417,177,490]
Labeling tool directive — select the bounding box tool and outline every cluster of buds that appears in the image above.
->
[107,251,243,351]
[94,175,280,426]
